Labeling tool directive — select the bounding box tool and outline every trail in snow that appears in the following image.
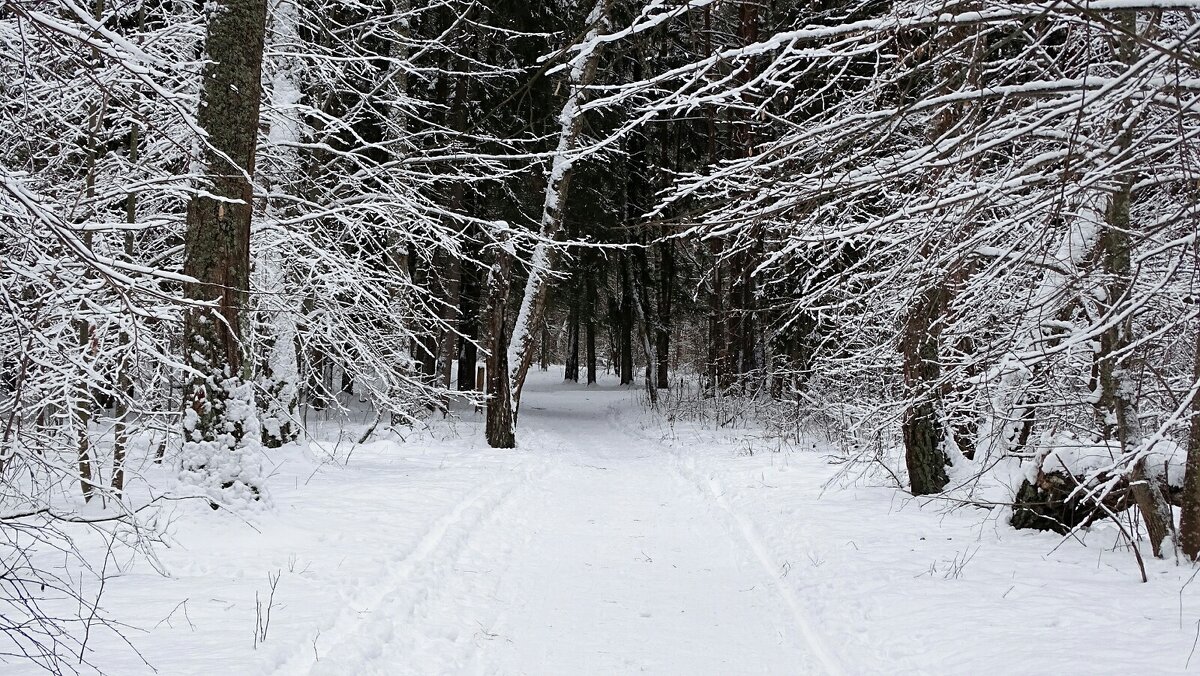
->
[20,370,1200,676]
[290,379,837,675]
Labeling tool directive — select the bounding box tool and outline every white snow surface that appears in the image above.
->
[21,371,1200,675]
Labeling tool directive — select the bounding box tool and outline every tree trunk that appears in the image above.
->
[619,255,635,386]
[1100,11,1175,559]
[627,251,658,405]
[483,244,515,448]
[181,0,267,461]
[257,0,303,448]
[1100,176,1176,558]
[586,268,598,385]
[655,239,672,389]
[438,72,470,395]
[1179,326,1200,559]
[457,259,480,391]
[565,284,580,382]
[901,283,951,496]
[539,321,550,371]
[112,117,139,495]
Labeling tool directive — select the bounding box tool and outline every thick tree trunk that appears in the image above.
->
[901,283,951,496]
[483,245,515,448]
[257,0,303,448]
[181,0,267,463]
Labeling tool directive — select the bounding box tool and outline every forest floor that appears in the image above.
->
[22,370,1200,675]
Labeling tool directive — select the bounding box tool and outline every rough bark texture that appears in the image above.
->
[901,284,951,496]
[483,246,515,448]
[181,0,267,449]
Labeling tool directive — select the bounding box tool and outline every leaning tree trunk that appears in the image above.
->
[180,0,267,479]
[506,0,613,418]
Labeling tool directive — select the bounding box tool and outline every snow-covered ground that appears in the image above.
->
[16,371,1200,675]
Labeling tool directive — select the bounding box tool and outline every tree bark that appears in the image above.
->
[1100,177,1176,558]
[1100,11,1175,559]
[901,282,951,496]
[483,244,515,448]
[181,0,267,453]
[655,239,672,389]
[619,255,635,386]
[457,258,480,391]
[565,283,580,382]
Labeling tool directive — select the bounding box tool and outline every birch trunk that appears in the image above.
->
[257,0,303,448]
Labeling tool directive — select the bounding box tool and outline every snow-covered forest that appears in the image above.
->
[2,0,1200,673]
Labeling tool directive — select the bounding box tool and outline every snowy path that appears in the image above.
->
[302,381,839,675]
[24,371,1200,675]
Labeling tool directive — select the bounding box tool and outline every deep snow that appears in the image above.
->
[13,371,1200,675]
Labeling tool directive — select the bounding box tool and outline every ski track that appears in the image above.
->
[269,458,545,676]
[673,456,845,676]
[274,385,844,675]
[27,372,1200,676]
[611,402,847,676]
[442,389,835,674]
